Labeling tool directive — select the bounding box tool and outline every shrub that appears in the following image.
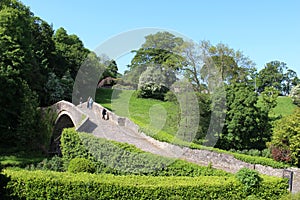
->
[30,156,65,172]
[164,91,178,102]
[261,149,272,158]
[271,146,291,163]
[137,82,169,100]
[236,168,262,194]
[3,169,288,199]
[60,128,92,162]
[68,158,95,173]
[291,85,300,107]
[61,129,230,176]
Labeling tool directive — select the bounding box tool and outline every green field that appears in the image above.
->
[272,96,297,117]
[96,88,180,142]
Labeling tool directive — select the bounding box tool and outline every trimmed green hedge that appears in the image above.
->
[61,128,230,176]
[2,169,288,199]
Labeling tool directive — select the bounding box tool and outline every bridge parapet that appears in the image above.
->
[51,100,88,130]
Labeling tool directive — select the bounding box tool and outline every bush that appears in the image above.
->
[2,169,288,199]
[60,128,92,162]
[164,91,178,102]
[236,168,262,194]
[28,156,64,172]
[291,85,300,107]
[61,128,230,176]
[232,152,289,169]
[137,82,169,100]
[68,158,95,173]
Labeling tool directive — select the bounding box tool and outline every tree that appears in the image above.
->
[282,69,299,95]
[53,27,90,79]
[256,61,286,94]
[124,32,185,89]
[259,86,279,113]
[291,84,300,107]
[199,41,255,85]
[216,83,271,150]
[270,108,300,166]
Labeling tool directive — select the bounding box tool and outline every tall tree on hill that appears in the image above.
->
[256,61,286,94]
[124,31,186,90]
[215,83,271,150]
[199,41,256,86]
[180,40,256,92]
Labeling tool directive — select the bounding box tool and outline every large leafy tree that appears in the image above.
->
[256,61,286,93]
[215,83,271,150]
[0,0,91,151]
[124,32,185,90]
[0,0,41,148]
[282,69,299,95]
[53,27,90,80]
[256,61,299,95]
[199,41,256,86]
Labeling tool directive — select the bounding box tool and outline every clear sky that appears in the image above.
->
[21,0,300,75]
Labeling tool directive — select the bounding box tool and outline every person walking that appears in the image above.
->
[102,108,107,120]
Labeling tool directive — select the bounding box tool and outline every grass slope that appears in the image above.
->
[272,96,297,117]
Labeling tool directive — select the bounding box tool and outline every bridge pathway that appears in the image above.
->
[77,104,175,158]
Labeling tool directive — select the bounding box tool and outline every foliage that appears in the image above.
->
[280,192,300,200]
[236,168,262,194]
[291,84,300,107]
[164,90,178,102]
[256,61,299,95]
[199,41,256,85]
[95,88,289,169]
[216,83,271,150]
[229,149,271,158]
[68,158,95,174]
[27,155,64,172]
[61,128,230,176]
[137,82,169,100]
[232,152,288,169]
[270,108,300,166]
[123,31,184,89]
[259,86,279,113]
[60,128,92,163]
[0,0,92,153]
[2,168,288,200]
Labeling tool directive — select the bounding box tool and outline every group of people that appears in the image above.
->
[79,96,108,120]
[87,96,94,109]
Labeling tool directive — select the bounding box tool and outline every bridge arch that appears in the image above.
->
[48,101,88,155]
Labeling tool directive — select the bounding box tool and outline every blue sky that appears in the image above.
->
[21,0,300,75]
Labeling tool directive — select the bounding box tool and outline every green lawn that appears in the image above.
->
[96,88,180,142]
[271,96,297,117]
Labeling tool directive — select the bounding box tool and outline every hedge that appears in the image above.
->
[60,128,230,176]
[2,169,288,199]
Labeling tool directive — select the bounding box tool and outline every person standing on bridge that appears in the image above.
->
[87,96,91,108]
[89,97,94,109]
[102,108,107,120]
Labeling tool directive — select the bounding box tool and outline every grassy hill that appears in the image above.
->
[96,89,298,140]
[96,88,180,142]
[95,88,293,169]
[271,96,297,117]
